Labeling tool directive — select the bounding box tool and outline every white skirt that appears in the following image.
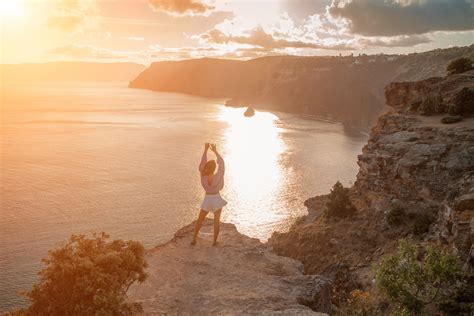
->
[201,193,227,213]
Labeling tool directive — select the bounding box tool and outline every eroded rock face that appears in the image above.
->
[270,72,474,289]
[128,220,331,315]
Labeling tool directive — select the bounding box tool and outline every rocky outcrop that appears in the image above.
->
[128,219,331,315]
[385,71,474,114]
[129,45,474,129]
[270,72,474,292]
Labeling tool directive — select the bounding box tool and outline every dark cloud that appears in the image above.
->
[329,0,474,36]
[281,0,331,21]
[360,34,432,47]
[199,27,353,50]
[148,0,214,16]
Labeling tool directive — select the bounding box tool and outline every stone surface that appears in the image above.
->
[128,219,331,315]
[454,193,474,212]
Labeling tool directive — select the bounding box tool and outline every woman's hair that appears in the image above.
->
[201,160,216,176]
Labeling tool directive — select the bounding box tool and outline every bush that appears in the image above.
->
[447,57,473,75]
[413,212,435,236]
[441,115,463,124]
[376,240,465,314]
[325,181,356,219]
[387,205,407,226]
[454,87,474,114]
[12,232,148,315]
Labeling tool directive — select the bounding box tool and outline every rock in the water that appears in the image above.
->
[244,107,255,117]
[128,219,331,315]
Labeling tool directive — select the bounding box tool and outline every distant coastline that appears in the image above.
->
[129,45,474,130]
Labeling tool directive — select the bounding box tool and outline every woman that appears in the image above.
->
[191,143,227,245]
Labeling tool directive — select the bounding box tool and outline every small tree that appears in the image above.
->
[376,240,464,315]
[13,232,148,315]
[325,181,356,219]
[447,57,473,75]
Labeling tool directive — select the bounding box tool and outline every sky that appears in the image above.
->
[1,0,473,64]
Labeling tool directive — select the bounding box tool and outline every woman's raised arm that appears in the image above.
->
[199,143,210,172]
[211,144,225,176]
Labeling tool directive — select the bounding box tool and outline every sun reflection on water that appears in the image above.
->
[217,106,288,239]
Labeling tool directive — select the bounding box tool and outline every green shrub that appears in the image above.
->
[387,205,407,226]
[413,212,435,236]
[376,240,465,314]
[447,57,473,75]
[454,87,474,114]
[11,232,148,316]
[325,181,356,219]
[441,115,463,124]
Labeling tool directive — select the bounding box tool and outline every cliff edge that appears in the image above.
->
[128,219,331,315]
[270,71,473,301]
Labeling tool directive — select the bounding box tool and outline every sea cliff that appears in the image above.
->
[270,71,474,302]
[129,45,474,129]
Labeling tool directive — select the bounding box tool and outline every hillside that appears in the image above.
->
[129,45,474,129]
[1,62,146,82]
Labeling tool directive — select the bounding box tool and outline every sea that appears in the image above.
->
[0,82,368,310]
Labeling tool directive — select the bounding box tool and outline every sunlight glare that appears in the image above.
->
[218,106,288,237]
[0,0,23,18]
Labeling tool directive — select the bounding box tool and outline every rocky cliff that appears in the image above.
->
[270,71,473,301]
[129,45,474,129]
[128,219,331,315]
[127,70,473,314]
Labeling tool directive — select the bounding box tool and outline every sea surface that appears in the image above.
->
[0,82,367,310]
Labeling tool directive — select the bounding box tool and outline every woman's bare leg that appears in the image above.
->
[191,210,208,245]
[213,209,222,246]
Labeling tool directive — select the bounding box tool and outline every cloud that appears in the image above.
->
[48,45,127,59]
[46,0,99,32]
[328,0,474,36]
[192,5,437,54]
[198,26,354,51]
[148,0,214,16]
[46,14,84,32]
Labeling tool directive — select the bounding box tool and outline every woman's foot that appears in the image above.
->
[190,239,196,245]
[212,241,218,246]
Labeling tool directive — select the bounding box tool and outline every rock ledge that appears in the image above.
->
[128,219,331,315]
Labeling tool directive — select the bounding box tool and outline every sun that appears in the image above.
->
[0,0,23,18]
